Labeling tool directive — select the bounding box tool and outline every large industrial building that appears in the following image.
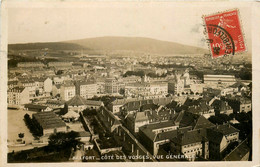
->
[32,111,67,136]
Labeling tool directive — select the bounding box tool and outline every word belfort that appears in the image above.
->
[73,154,196,161]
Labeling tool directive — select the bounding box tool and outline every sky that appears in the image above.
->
[7,1,252,50]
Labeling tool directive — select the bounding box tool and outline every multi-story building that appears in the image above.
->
[150,82,168,95]
[105,77,125,94]
[8,87,30,107]
[174,69,191,95]
[204,75,236,87]
[170,129,209,161]
[225,97,252,113]
[207,124,239,160]
[211,99,233,115]
[17,79,36,99]
[125,81,168,97]
[122,76,142,84]
[96,78,106,94]
[44,77,53,93]
[79,82,98,99]
[239,98,252,113]
[60,84,76,101]
[138,111,215,156]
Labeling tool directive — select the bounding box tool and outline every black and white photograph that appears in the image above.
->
[1,1,259,166]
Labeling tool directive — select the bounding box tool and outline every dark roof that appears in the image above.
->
[8,80,18,85]
[135,112,149,122]
[224,140,250,161]
[206,129,224,144]
[211,124,240,135]
[124,99,154,111]
[211,100,232,111]
[140,103,159,111]
[66,95,103,106]
[46,100,65,105]
[207,124,239,144]
[172,130,208,146]
[193,116,215,129]
[33,111,66,129]
[8,87,25,93]
[78,131,91,137]
[24,104,48,110]
[229,81,247,88]
[179,111,199,128]
[141,120,176,130]
[140,124,192,142]
[54,84,61,89]
[66,95,87,106]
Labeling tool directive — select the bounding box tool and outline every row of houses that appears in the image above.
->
[138,110,240,161]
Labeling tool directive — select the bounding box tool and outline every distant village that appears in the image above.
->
[7,52,252,162]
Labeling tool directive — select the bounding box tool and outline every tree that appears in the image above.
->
[208,116,225,125]
[48,131,81,150]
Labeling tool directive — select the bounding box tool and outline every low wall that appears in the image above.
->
[94,138,122,155]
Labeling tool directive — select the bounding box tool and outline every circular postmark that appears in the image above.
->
[204,24,235,58]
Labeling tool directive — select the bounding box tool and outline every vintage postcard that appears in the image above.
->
[0,1,260,167]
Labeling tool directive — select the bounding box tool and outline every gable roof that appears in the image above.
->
[211,124,240,135]
[193,115,215,129]
[172,130,208,146]
[206,128,224,144]
[66,95,103,106]
[24,104,48,110]
[229,81,247,88]
[135,112,149,122]
[66,95,87,106]
[223,139,250,161]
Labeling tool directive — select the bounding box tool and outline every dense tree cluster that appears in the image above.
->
[48,131,81,150]
[23,114,42,137]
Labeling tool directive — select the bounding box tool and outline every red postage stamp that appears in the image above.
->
[203,9,246,58]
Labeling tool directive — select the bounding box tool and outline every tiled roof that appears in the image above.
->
[172,130,208,146]
[66,95,103,106]
[24,104,48,110]
[140,103,159,111]
[135,112,149,122]
[229,81,247,88]
[223,140,250,161]
[8,87,25,92]
[33,111,66,129]
[85,100,104,106]
[207,129,224,144]
[211,124,240,135]
[211,100,232,111]
[66,95,87,106]
[193,116,215,129]
[78,131,91,137]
